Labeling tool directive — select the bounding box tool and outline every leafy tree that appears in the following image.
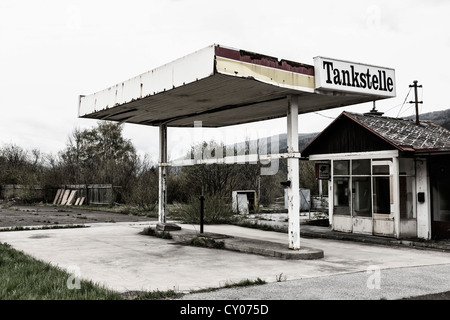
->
[58,121,141,203]
[0,144,43,185]
[60,122,137,184]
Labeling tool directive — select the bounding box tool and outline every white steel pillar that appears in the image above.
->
[158,124,168,224]
[287,95,301,250]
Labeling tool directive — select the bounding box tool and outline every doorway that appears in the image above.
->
[430,156,450,239]
[372,160,395,236]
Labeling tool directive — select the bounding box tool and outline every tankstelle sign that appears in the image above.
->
[314,57,396,98]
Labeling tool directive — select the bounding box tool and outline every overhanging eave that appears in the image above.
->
[78,44,393,128]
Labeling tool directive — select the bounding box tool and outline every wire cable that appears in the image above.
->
[313,112,335,120]
[396,86,412,118]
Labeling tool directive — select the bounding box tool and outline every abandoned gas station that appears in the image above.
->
[78,44,397,249]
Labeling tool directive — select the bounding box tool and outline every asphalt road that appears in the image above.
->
[178,263,450,300]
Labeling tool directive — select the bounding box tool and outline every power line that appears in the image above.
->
[396,86,413,118]
[313,112,335,120]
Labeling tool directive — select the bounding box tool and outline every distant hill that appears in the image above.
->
[194,108,450,158]
[266,108,450,152]
[405,108,450,131]
[277,132,318,153]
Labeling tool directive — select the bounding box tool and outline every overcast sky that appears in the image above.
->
[1,0,449,163]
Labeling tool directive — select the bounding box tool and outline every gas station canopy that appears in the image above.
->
[78,44,395,127]
[78,44,396,249]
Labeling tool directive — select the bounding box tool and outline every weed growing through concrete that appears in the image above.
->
[120,289,181,300]
[189,236,225,249]
[142,227,172,239]
[276,272,287,282]
[190,278,267,294]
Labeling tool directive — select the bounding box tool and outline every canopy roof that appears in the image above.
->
[78,44,393,128]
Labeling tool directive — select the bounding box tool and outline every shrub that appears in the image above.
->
[170,194,235,224]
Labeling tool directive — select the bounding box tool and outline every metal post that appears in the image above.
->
[158,124,167,224]
[257,175,261,210]
[287,95,300,250]
[409,80,423,125]
[199,195,205,234]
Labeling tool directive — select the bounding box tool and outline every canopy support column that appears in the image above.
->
[287,95,301,250]
[158,124,168,224]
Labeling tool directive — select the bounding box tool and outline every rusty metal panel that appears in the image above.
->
[214,45,315,93]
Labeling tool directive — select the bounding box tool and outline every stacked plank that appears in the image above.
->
[52,189,85,206]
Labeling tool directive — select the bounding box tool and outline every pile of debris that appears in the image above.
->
[52,189,85,206]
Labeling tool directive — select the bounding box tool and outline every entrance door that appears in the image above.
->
[372,160,395,236]
[430,157,450,239]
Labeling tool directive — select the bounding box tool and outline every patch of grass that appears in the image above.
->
[169,195,234,224]
[121,289,182,300]
[189,236,225,249]
[0,225,88,232]
[0,242,122,300]
[224,278,266,288]
[190,278,266,294]
[0,242,186,300]
[276,272,287,282]
[74,204,158,218]
[141,227,172,239]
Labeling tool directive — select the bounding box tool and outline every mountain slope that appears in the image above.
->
[405,108,450,130]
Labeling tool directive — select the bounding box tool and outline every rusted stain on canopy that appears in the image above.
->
[78,44,390,127]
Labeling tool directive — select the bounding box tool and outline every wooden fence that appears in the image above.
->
[0,185,47,203]
[0,184,115,206]
[52,184,114,206]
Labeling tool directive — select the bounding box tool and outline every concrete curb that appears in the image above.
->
[144,226,324,260]
[223,237,324,260]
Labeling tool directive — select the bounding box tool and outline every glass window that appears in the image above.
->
[352,177,372,217]
[334,160,349,175]
[334,177,350,215]
[373,165,390,175]
[352,159,371,175]
[373,176,391,214]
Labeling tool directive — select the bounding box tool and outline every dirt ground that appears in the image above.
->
[0,204,156,228]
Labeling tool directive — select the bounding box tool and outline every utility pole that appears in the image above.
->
[409,80,423,125]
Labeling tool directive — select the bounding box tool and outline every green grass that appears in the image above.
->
[0,225,88,232]
[189,236,225,249]
[0,242,122,300]
[141,227,172,239]
[190,278,266,294]
[0,241,267,300]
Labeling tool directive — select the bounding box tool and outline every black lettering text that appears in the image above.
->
[387,77,394,92]
[351,65,360,88]
[366,69,372,89]
[333,68,341,85]
[360,73,367,88]
[342,70,350,86]
[372,74,379,90]
[323,61,334,84]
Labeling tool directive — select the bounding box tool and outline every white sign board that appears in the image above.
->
[314,57,396,97]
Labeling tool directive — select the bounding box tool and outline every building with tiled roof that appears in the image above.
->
[301,109,450,240]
